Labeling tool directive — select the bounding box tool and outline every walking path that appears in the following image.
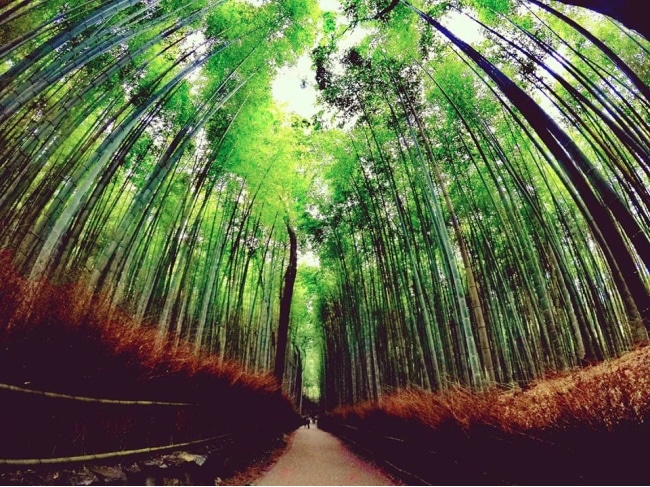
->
[254,426,398,486]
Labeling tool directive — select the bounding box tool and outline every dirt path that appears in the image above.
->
[253,426,398,486]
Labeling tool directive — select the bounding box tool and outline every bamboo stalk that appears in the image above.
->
[0,434,230,466]
[0,382,195,407]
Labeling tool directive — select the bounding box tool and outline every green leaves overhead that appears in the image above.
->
[0,0,649,405]
[462,0,513,23]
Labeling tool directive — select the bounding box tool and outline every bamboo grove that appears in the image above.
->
[1,0,649,409]
[0,0,322,400]
[311,0,650,407]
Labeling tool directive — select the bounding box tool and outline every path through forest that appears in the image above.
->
[254,426,398,486]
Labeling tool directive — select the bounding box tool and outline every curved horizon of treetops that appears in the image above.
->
[0,0,648,408]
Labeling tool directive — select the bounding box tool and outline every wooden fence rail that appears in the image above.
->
[0,382,195,407]
[0,381,238,461]
[0,434,228,466]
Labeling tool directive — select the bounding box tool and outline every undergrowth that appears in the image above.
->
[0,249,300,460]
[321,346,650,484]
[328,345,650,433]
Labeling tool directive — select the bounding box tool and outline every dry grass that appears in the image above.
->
[0,249,300,460]
[327,345,650,436]
[492,346,650,432]
[0,249,283,402]
[321,346,650,484]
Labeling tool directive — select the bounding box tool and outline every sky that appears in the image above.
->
[271,0,378,120]
[271,3,485,120]
[272,54,320,119]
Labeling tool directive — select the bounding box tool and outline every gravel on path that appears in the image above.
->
[253,427,398,486]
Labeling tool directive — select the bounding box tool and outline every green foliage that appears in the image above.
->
[464,0,513,23]
[1,0,648,410]
[323,12,338,35]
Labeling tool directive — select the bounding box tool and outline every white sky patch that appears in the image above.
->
[338,25,374,54]
[181,30,209,96]
[272,54,320,119]
[298,249,320,267]
[319,0,342,13]
[441,9,485,45]
[271,0,372,120]
[271,26,372,121]
[536,46,569,123]
[540,46,568,81]
[240,0,269,6]
[182,30,209,59]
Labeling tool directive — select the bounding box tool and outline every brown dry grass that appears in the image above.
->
[0,249,301,460]
[327,345,650,436]
[322,346,650,484]
[0,249,284,403]
[493,345,650,432]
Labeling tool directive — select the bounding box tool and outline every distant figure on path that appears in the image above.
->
[302,416,310,429]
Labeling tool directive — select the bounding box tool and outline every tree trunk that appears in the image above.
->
[540,0,649,40]
[274,216,298,384]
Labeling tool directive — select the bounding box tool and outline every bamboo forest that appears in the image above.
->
[0,0,649,484]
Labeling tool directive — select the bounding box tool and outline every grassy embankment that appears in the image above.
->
[0,250,300,472]
[320,345,650,484]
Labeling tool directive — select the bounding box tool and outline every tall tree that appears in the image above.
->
[275,216,298,383]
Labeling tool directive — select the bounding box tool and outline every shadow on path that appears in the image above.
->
[254,427,398,486]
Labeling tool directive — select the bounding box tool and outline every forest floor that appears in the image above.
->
[0,434,290,486]
[252,426,401,486]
